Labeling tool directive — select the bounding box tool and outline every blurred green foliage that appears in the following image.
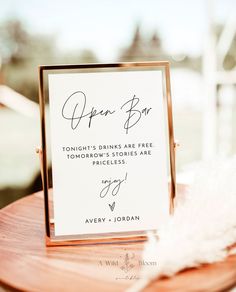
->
[0,19,98,208]
[0,19,98,102]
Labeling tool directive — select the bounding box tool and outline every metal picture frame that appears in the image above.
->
[37,61,176,246]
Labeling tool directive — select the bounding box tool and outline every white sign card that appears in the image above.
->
[39,63,175,242]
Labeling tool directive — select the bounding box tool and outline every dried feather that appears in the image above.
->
[127,158,236,292]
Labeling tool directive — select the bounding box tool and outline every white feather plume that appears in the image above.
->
[127,158,236,292]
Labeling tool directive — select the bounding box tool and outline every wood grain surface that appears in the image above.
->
[0,187,236,292]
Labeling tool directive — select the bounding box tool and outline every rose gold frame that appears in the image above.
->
[38,61,176,246]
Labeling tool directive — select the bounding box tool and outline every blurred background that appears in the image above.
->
[0,0,236,208]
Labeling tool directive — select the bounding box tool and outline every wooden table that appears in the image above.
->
[0,188,236,292]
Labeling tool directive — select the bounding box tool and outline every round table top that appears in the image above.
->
[0,188,236,292]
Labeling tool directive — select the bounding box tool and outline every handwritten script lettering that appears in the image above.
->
[121,95,152,134]
[61,91,115,130]
[61,91,152,134]
[100,172,128,199]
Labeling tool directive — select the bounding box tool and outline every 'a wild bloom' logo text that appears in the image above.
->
[98,251,157,281]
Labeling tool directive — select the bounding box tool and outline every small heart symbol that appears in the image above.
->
[109,201,115,212]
